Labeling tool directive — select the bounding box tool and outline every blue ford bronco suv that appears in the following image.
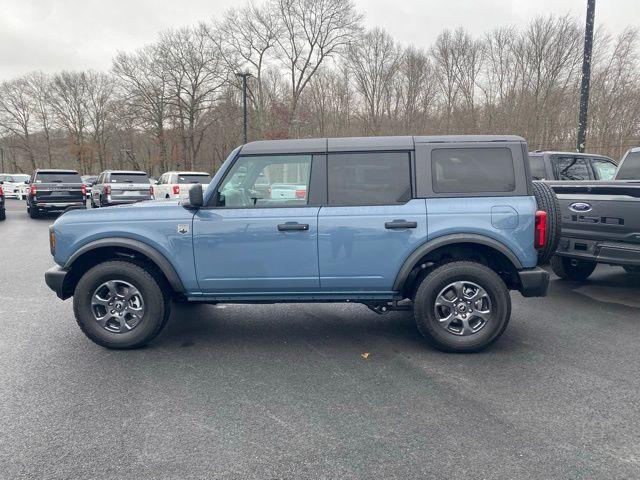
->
[45,136,556,352]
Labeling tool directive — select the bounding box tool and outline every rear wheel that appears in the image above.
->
[73,260,171,349]
[550,256,596,281]
[413,261,511,353]
[0,209,5,221]
[532,181,561,265]
[623,265,640,275]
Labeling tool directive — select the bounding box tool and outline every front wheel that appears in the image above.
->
[73,261,171,349]
[413,261,511,353]
[550,256,596,281]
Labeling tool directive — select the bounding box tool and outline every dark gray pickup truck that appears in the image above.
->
[547,148,640,279]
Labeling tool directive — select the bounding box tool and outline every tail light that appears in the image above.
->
[295,188,307,199]
[49,226,56,256]
[30,184,37,197]
[104,185,111,195]
[534,210,547,249]
[81,184,87,196]
[173,185,180,195]
[150,185,154,196]
[0,185,3,196]
[267,186,272,197]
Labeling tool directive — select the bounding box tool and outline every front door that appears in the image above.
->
[193,154,320,294]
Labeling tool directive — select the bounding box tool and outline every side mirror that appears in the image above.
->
[185,184,204,208]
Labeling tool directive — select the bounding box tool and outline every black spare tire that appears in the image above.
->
[532,181,561,265]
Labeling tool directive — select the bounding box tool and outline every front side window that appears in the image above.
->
[327,152,411,206]
[591,159,617,180]
[553,156,590,180]
[216,155,312,208]
[432,148,515,193]
[616,152,640,180]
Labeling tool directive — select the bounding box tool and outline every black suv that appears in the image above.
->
[27,169,86,218]
[528,151,618,181]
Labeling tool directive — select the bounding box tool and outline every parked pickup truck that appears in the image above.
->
[27,169,86,218]
[45,135,556,353]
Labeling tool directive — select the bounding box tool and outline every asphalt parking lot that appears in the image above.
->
[1,198,639,479]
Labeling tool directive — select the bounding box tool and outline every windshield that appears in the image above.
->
[177,174,211,184]
[110,173,148,183]
[616,152,640,180]
[35,172,82,183]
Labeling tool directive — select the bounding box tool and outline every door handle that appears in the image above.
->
[385,220,417,229]
[277,222,309,231]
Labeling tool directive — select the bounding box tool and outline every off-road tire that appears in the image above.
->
[413,261,511,353]
[73,260,171,349]
[550,256,596,281]
[532,181,561,265]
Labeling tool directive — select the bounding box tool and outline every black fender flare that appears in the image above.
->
[393,233,523,291]
[64,237,185,293]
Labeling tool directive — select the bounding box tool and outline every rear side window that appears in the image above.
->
[177,174,211,184]
[616,152,640,180]
[553,157,590,180]
[110,173,148,183]
[35,172,82,183]
[528,155,546,180]
[432,148,515,193]
[327,152,411,206]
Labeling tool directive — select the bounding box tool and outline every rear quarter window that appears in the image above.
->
[432,148,515,193]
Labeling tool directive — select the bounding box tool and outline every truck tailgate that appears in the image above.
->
[35,183,85,203]
[549,181,640,247]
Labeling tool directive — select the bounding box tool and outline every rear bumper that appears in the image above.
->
[555,236,640,267]
[517,267,549,297]
[44,265,72,300]
[33,201,86,211]
[106,197,152,205]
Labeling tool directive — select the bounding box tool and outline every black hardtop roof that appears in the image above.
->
[240,135,526,155]
[105,170,148,174]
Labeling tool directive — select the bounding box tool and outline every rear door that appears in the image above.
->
[193,153,321,294]
[33,171,84,203]
[318,151,426,292]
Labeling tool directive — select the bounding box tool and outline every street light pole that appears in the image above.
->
[235,72,252,144]
[577,0,596,153]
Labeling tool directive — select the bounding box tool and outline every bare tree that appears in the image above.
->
[274,0,362,129]
[0,78,37,169]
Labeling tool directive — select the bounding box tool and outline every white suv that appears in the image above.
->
[0,173,30,199]
[152,171,212,200]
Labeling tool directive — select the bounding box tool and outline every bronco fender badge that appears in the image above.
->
[177,224,189,234]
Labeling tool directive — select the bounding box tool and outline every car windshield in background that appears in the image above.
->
[110,173,148,183]
[177,174,211,184]
[616,152,640,180]
[9,174,30,182]
[35,172,82,183]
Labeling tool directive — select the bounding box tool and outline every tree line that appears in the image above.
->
[0,0,638,175]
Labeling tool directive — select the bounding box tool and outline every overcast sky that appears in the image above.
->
[0,0,638,79]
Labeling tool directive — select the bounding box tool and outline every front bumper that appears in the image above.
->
[45,265,72,300]
[517,267,549,297]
